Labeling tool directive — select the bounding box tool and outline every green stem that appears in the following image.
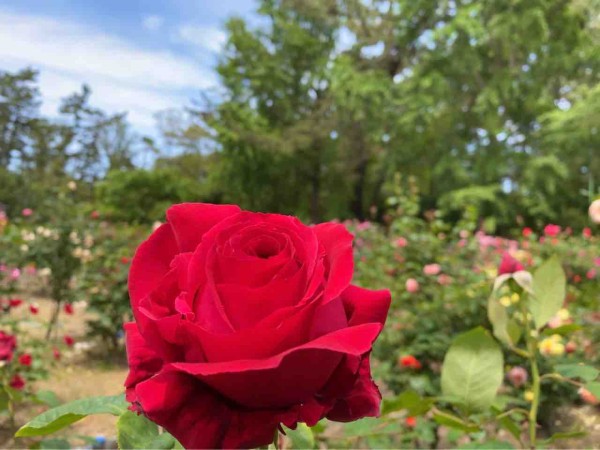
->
[540,373,583,388]
[529,356,540,449]
[520,296,539,449]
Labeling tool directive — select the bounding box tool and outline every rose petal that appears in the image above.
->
[128,224,179,309]
[326,356,381,421]
[341,285,391,327]
[172,323,381,408]
[123,322,163,389]
[313,223,354,300]
[166,203,241,253]
[133,369,284,449]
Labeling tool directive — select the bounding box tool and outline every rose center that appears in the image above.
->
[244,236,281,259]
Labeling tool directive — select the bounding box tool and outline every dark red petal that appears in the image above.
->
[498,252,525,275]
[123,322,163,389]
[128,223,179,309]
[313,223,354,300]
[326,356,381,421]
[172,323,381,409]
[341,285,391,327]
[134,370,283,449]
[166,203,241,253]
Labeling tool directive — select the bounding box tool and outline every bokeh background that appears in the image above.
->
[0,0,598,226]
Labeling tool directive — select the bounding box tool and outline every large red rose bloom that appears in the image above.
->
[124,203,390,449]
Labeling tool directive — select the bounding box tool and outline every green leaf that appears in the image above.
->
[441,327,504,412]
[541,324,582,336]
[542,430,586,444]
[35,390,61,408]
[506,320,522,345]
[117,411,159,450]
[458,440,515,449]
[554,364,599,382]
[0,386,9,411]
[39,438,71,449]
[15,394,127,437]
[117,411,183,450]
[432,410,480,433]
[497,415,522,442]
[283,423,314,449]
[530,257,566,329]
[382,390,434,416]
[585,382,600,398]
[512,271,533,294]
[487,294,511,346]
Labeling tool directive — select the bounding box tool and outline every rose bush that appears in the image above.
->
[124,203,391,449]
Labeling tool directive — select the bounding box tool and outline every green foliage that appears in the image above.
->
[96,169,201,223]
[530,257,566,329]
[16,394,128,437]
[441,327,504,412]
[283,423,315,450]
[117,411,182,450]
[554,364,599,382]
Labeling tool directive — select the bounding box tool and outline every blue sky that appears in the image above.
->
[0,0,256,135]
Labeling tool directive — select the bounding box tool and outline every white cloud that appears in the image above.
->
[0,9,217,130]
[176,24,227,53]
[142,15,164,31]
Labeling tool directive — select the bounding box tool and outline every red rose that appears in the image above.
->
[63,335,75,347]
[498,252,524,275]
[544,224,561,237]
[522,227,533,238]
[10,374,25,390]
[9,298,23,308]
[18,353,32,367]
[52,347,61,360]
[399,355,421,370]
[29,303,39,314]
[124,203,390,449]
[63,303,74,315]
[0,331,17,361]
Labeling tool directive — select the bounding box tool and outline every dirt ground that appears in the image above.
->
[1,294,127,448]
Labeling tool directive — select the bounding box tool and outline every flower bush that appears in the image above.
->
[6,196,599,449]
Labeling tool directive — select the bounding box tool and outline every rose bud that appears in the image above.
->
[29,303,39,314]
[589,199,600,224]
[405,278,420,293]
[497,252,524,275]
[0,331,17,361]
[543,224,561,237]
[578,387,599,405]
[18,353,32,367]
[123,203,391,449]
[507,366,528,388]
[9,298,23,308]
[565,341,577,354]
[395,237,408,247]
[52,348,61,360]
[405,416,417,427]
[63,303,74,315]
[10,374,25,390]
[423,264,441,276]
[63,335,75,347]
[399,355,422,370]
